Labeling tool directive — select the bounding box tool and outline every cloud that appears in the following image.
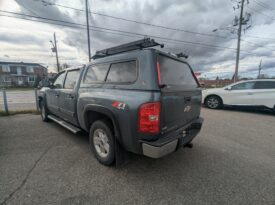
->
[0,0,274,75]
[0,32,44,45]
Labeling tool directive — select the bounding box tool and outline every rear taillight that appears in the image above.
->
[138,102,160,134]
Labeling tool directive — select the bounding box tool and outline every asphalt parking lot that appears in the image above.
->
[0,108,274,205]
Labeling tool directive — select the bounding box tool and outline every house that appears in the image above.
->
[0,61,47,87]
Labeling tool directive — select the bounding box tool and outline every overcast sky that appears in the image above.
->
[0,0,274,78]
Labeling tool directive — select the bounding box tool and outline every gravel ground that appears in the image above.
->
[0,108,274,205]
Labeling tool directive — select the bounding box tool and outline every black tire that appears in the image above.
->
[205,95,223,109]
[40,100,49,122]
[89,120,115,166]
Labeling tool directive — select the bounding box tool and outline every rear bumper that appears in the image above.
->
[141,117,203,158]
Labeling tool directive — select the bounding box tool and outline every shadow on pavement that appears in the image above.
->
[203,105,274,116]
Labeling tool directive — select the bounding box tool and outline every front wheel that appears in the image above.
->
[205,96,223,109]
[89,120,115,166]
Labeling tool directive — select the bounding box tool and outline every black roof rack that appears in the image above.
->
[92,38,164,59]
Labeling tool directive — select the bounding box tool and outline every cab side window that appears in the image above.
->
[231,82,255,90]
[64,70,80,89]
[84,64,109,83]
[106,61,137,83]
[53,72,66,89]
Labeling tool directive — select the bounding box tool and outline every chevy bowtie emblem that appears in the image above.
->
[184,105,192,112]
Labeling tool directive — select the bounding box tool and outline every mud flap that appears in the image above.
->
[115,139,130,167]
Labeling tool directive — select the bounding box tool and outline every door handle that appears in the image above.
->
[54,94,59,97]
[67,94,74,99]
[184,96,191,102]
[247,92,253,95]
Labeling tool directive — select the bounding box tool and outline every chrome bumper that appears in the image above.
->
[141,117,203,158]
[142,139,178,158]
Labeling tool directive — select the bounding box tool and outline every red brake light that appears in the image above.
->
[138,102,160,134]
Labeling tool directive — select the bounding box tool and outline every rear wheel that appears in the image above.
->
[40,100,49,122]
[205,95,222,109]
[89,120,115,166]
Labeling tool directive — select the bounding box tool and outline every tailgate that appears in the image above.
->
[161,90,201,133]
[157,54,202,133]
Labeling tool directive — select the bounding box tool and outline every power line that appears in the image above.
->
[0,10,240,51]
[245,34,275,40]
[0,12,262,56]
[248,7,275,20]
[38,0,233,40]
[0,14,139,38]
[37,0,275,41]
[253,0,270,10]
[0,11,263,56]
[241,39,275,48]
[20,2,41,17]
[253,0,275,10]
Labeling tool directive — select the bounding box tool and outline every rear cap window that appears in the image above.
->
[158,54,199,89]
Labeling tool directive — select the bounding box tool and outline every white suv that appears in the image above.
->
[202,79,275,111]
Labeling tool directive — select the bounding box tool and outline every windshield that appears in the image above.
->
[158,54,198,89]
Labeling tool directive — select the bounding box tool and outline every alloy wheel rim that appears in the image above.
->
[93,129,110,158]
[207,98,219,108]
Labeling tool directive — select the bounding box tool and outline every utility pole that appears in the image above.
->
[258,59,262,79]
[234,0,245,82]
[213,0,251,82]
[86,0,91,62]
[50,32,60,72]
[53,33,60,72]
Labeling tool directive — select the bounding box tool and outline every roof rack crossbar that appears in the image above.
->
[92,38,164,59]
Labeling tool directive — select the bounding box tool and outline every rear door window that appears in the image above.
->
[158,55,198,89]
[231,82,255,90]
[84,64,109,83]
[64,69,80,89]
[106,61,137,83]
[254,81,275,89]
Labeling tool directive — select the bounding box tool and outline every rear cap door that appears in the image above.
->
[157,54,201,134]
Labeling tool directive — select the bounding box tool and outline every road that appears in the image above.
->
[0,90,36,111]
[0,109,274,205]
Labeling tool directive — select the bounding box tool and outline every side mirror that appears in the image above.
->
[46,82,54,89]
[225,86,232,91]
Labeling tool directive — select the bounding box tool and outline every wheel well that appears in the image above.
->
[85,111,114,134]
[204,95,223,105]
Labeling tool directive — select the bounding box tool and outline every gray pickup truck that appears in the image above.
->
[39,38,203,166]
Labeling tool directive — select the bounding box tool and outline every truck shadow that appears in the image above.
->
[202,105,274,116]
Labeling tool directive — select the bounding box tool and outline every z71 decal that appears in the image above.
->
[112,101,126,110]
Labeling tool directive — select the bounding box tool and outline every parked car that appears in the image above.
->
[202,79,275,111]
[38,38,203,166]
